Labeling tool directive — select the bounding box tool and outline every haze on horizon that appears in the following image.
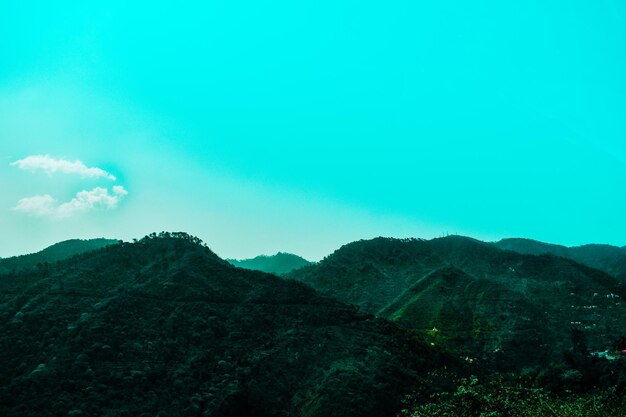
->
[1,1,625,261]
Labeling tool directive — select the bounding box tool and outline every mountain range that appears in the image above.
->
[287,236,626,369]
[0,233,455,417]
[2,233,625,415]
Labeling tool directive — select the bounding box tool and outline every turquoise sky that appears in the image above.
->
[1,1,625,260]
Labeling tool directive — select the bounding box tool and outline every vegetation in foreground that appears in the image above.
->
[401,328,626,416]
[401,375,626,417]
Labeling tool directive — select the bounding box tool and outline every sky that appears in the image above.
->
[1,1,625,260]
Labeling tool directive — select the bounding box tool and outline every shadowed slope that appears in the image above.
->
[0,239,118,275]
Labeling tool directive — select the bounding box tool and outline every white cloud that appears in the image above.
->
[11,155,116,180]
[112,185,128,196]
[13,195,57,216]
[57,187,126,217]
[13,187,128,218]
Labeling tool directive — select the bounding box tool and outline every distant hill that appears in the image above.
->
[288,236,626,369]
[495,238,626,281]
[0,233,455,417]
[0,239,118,274]
[227,252,312,275]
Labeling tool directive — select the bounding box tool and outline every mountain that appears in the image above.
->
[288,236,626,369]
[0,233,455,417]
[0,239,118,275]
[495,238,626,281]
[227,252,312,275]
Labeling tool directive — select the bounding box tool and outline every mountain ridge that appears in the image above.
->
[0,238,118,275]
[227,252,311,275]
[494,237,626,281]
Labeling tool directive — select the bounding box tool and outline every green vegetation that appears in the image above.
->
[400,318,626,415]
[401,373,626,417]
[0,238,118,275]
[227,252,312,275]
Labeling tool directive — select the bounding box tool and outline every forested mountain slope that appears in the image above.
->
[0,233,454,417]
[288,236,626,369]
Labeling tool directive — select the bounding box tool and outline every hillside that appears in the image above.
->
[495,238,626,281]
[227,252,312,275]
[288,236,626,369]
[0,239,118,275]
[0,233,455,417]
